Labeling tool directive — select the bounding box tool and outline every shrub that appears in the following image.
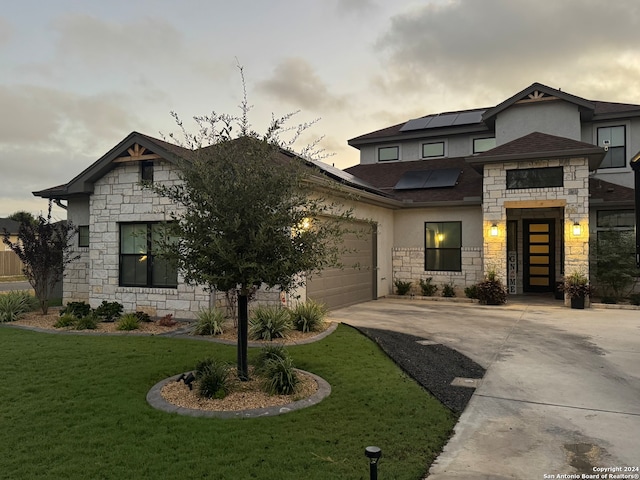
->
[419,278,438,296]
[116,313,140,331]
[193,308,226,335]
[464,285,479,299]
[249,305,292,341]
[290,300,327,333]
[253,345,290,376]
[476,274,507,305]
[60,301,91,318]
[157,314,177,327]
[0,291,37,322]
[54,313,77,328]
[441,282,456,297]
[629,293,640,306]
[261,355,299,395]
[394,280,412,295]
[134,311,152,323]
[74,314,98,330]
[195,358,231,399]
[94,301,123,322]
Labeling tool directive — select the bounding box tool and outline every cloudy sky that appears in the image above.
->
[2,0,640,218]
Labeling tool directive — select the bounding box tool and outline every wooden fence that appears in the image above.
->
[0,251,24,276]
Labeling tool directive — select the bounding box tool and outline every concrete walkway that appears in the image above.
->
[331,298,640,479]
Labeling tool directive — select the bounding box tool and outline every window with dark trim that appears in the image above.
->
[422,142,445,158]
[473,137,496,154]
[378,146,399,162]
[119,222,177,288]
[597,125,626,169]
[506,167,563,189]
[141,160,154,181]
[425,221,461,271]
[78,225,89,248]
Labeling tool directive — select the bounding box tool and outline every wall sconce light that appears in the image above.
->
[490,224,499,237]
[572,222,582,236]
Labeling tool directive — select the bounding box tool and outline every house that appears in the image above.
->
[34,82,640,315]
[345,82,638,299]
[0,218,23,277]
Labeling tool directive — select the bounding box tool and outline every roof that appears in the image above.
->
[466,132,605,171]
[33,132,389,201]
[589,177,636,205]
[0,218,21,234]
[345,157,483,204]
[349,82,640,147]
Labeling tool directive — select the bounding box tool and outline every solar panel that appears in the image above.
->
[394,168,461,190]
[424,168,461,188]
[399,116,433,132]
[427,113,457,128]
[400,109,486,132]
[452,110,485,126]
[394,170,433,190]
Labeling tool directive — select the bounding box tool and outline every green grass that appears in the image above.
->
[0,324,456,480]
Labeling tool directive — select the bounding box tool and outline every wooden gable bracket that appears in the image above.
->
[113,143,163,163]
[515,90,559,105]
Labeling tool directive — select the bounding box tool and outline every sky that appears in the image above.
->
[2,0,640,219]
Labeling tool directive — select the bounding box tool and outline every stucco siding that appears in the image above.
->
[496,102,581,145]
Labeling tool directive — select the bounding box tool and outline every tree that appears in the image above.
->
[147,68,355,380]
[595,230,639,301]
[8,210,37,227]
[2,201,78,314]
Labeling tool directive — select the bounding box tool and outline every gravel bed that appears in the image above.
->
[350,325,485,414]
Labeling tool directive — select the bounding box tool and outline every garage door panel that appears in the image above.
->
[306,221,375,310]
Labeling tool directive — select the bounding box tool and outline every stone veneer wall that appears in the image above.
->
[89,161,210,319]
[483,158,590,290]
[392,247,483,296]
[63,247,89,304]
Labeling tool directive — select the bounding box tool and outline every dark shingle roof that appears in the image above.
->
[345,157,482,203]
[589,178,635,204]
[474,132,601,158]
[0,218,21,234]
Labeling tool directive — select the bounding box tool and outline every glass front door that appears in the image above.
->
[523,219,555,292]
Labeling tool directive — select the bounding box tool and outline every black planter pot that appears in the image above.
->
[570,295,585,309]
[554,281,564,300]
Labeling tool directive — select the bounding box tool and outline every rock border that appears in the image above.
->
[147,369,331,418]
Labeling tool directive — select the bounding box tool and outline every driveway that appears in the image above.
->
[332,298,640,479]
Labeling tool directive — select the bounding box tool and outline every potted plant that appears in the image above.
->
[562,271,593,309]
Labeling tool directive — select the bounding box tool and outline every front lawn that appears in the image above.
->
[0,324,456,479]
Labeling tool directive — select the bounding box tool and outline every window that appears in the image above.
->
[473,137,496,154]
[597,125,626,169]
[78,225,89,248]
[422,142,445,158]
[425,222,461,271]
[506,167,563,189]
[119,223,177,288]
[597,210,635,228]
[141,160,154,181]
[378,146,399,162]
[596,210,636,277]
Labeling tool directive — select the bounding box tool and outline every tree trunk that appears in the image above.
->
[237,293,249,381]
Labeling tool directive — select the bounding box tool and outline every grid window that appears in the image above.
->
[597,125,626,169]
[378,146,399,162]
[422,142,445,158]
[119,222,177,288]
[78,225,89,248]
[425,222,461,271]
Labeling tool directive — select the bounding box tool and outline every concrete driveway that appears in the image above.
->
[332,298,640,479]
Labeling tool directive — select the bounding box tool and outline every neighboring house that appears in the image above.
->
[33,82,640,314]
[0,218,23,276]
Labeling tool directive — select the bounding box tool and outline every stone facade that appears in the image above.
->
[392,246,483,296]
[63,247,89,304]
[87,160,210,319]
[482,157,590,293]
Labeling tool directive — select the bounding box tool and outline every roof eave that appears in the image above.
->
[466,148,606,171]
[348,124,492,148]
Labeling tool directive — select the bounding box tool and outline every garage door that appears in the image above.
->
[306,221,376,310]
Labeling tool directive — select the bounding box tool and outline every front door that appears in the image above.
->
[523,219,555,292]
